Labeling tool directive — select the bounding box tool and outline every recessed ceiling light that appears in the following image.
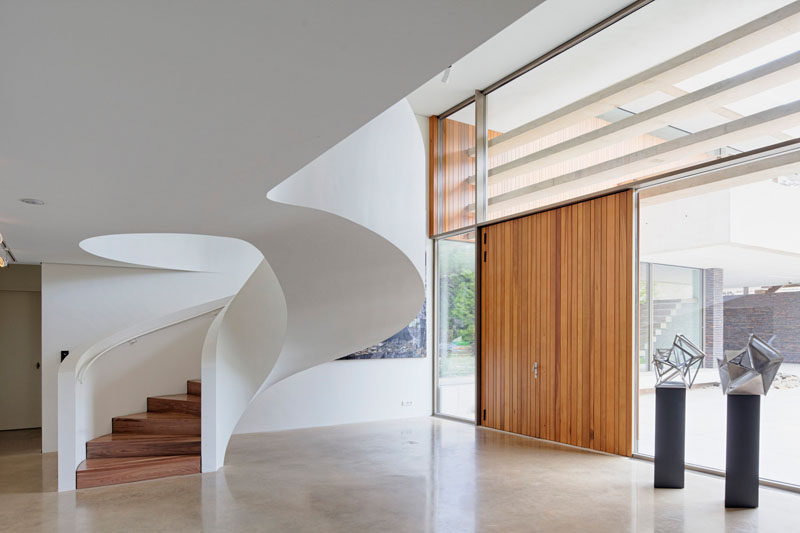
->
[19,198,45,205]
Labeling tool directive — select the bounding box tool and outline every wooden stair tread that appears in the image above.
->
[86,433,201,458]
[115,411,199,420]
[187,379,201,396]
[149,393,200,402]
[81,382,203,487]
[78,454,199,470]
[147,393,201,415]
[112,411,200,435]
[89,433,200,443]
[76,455,200,489]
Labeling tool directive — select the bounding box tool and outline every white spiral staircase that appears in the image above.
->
[58,101,425,490]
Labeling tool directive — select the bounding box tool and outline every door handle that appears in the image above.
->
[532,362,538,378]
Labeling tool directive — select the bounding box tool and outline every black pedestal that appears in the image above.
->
[725,394,760,508]
[654,384,686,488]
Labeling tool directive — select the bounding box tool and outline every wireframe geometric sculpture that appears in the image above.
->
[718,334,784,395]
[653,334,706,388]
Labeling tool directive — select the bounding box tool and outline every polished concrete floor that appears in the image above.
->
[1,417,799,532]
[0,428,41,456]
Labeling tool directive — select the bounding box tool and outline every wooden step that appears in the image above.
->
[76,455,200,489]
[112,411,200,435]
[147,394,201,416]
[86,434,201,459]
[187,379,201,396]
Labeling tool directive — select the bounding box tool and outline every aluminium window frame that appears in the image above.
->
[432,231,479,423]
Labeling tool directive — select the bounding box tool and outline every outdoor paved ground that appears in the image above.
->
[638,363,800,485]
[440,360,800,486]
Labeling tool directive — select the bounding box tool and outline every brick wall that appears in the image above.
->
[724,291,800,363]
[703,268,723,368]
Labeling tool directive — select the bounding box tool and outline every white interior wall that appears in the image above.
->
[235,356,431,434]
[640,188,732,258]
[82,313,215,442]
[730,179,800,254]
[41,263,245,452]
[235,115,434,434]
[236,240,433,434]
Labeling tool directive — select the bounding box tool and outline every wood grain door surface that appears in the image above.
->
[480,190,632,456]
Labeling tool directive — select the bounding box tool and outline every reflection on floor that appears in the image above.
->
[0,417,798,531]
[0,428,42,456]
[0,428,57,495]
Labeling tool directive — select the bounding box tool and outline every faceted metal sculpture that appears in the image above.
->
[718,334,784,395]
[653,334,705,388]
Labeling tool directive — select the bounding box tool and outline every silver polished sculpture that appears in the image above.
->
[653,334,706,388]
[718,334,784,395]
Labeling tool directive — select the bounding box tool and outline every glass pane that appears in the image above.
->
[435,104,476,234]
[650,263,703,355]
[436,231,476,420]
[637,151,800,485]
[638,263,651,370]
[485,1,800,221]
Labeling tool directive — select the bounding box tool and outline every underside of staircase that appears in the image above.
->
[76,379,202,489]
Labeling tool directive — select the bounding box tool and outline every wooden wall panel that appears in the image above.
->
[441,118,476,234]
[480,190,633,456]
[428,117,502,235]
[428,116,439,237]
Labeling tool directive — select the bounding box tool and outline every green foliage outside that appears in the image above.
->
[445,268,475,344]
[439,240,476,346]
[438,240,476,378]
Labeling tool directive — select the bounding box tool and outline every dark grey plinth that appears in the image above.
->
[654,384,686,488]
[725,394,760,508]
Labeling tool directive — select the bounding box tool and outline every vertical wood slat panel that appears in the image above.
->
[539,211,561,440]
[427,116,438,237]
[480,190,633,455]
[433,118,476,235]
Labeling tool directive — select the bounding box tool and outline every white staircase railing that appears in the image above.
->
[57,296,232,492]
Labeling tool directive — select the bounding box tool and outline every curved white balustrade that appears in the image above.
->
[73,297,231,384]
[259,100,425,391]
[57,297,232,491]
[59,99,425,486]
[201,260,287,471]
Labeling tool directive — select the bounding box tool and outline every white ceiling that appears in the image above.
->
[409,0,796,133]
[484,0,796,133]
[642,243,800,288]
[0,0,539,266]
[641,176,800,289]
[407,0,631,118]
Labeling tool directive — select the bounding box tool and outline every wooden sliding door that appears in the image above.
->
[480,190,633,456]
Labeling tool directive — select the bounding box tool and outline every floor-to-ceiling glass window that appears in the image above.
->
[428,1,800,489]
[435,232,476,420]
[638,263,704,372]
[638,170,800,485]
